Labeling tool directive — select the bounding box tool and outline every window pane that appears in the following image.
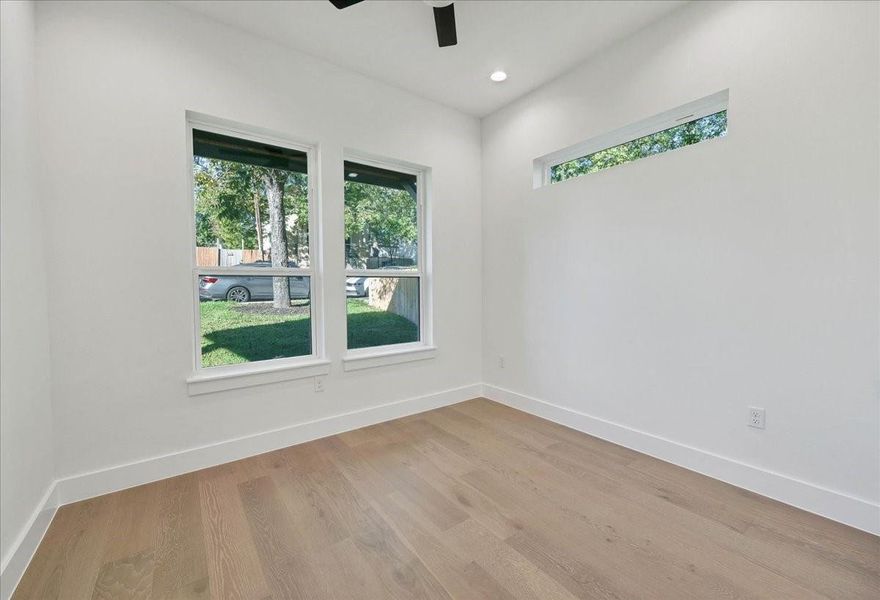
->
[550,110,728,183]
[193,130,310,268]
[199,274,311,367]
[346,277,420,349]
[344,161,418,270]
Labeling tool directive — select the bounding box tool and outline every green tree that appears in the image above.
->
[194,157,259,248]
[344,181,417,268]
[551,110,727,183]
[194,157,309,306]
[194,158,309,260]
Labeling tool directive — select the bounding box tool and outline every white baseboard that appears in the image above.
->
[483,384,880,536]
[5,380,876,600]
[2,383,479,599]
[54,383,482,506]
[1,483,58,600]
[2,382,480,599]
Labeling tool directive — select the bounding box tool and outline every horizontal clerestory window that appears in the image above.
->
[550,111,727,183]
[535,90,729,187]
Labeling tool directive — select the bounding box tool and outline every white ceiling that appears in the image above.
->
[175,0,686,117]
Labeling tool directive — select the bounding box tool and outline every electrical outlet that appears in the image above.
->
[498,355,505,368]
[748,407,765,429]
[314,376,325,393]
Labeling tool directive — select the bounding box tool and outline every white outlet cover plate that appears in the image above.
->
[749,407,765,429]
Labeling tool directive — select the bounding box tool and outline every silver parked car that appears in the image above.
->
[345,266,417,297]
[346,276,369,297]
[199,262,309,302]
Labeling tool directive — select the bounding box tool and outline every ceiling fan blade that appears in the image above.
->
[433,3,457,47]
[329,0,365,9]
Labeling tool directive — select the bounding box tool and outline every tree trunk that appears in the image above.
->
[253,191,264,259]
[263,170,290,308]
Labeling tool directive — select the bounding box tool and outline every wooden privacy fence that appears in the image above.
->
[367,277,419,326]
[197,247,264,267]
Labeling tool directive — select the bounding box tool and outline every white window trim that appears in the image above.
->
[341,150,434,369]
[533,89,729,188]
[343,343,437,372]
[185,112,326,393]
[187,358,331,395]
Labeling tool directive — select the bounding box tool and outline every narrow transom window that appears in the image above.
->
[535,90,729,187]
[550,111,727,183]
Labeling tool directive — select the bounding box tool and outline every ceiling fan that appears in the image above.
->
[329,0,458,48]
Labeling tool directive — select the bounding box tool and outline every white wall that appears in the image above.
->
[7,0,877,559]
[34,1,482,484]
[482,1,879,530]
[0,0,56,577]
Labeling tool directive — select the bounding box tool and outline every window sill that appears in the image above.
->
[187,359,331,396]
[342,344,436,372]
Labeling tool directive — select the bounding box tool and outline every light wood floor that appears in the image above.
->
[13,398,879,599]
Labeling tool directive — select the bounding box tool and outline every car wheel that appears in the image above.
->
[226,286,250,302]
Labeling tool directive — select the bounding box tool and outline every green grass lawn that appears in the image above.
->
[200,299,419,367]
[346,298,420,350]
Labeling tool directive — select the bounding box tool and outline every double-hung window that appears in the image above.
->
[188,121,323,382]
[343,156,431,364]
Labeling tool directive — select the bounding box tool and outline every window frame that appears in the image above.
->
[185,113,327,392]
[341,151,434,369]
[534,89,729,188]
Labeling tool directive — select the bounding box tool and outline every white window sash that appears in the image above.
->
[343,150,431,349]
[187,113,323,375]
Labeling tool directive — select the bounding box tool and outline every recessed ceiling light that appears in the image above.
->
[490,70,507,82]
[348,172,358,178]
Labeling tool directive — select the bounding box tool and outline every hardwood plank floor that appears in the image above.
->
[12,398,879,599]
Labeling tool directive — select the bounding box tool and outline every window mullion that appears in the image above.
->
[345,270,422,278]
[195,267,312,277]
